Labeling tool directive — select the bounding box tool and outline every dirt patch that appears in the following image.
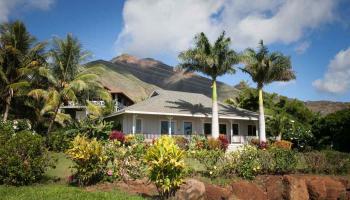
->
[85,178,157,198]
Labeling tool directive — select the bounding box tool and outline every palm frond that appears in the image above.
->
[54,112,72,126]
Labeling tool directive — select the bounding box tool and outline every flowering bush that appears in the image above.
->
[232,145,262,179]
[190,149,224,178]
[109,130,125,143]
[0,130,54,185]
[65,135,108,186]
[144,136,185,199]
[207,137,221,150]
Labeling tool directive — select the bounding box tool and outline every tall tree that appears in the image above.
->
[29,34,110,135]
[240,40,295,142]
[0,21,46,121]
[178,32,238,138]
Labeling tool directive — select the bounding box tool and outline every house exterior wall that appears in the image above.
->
[109,113,258,142]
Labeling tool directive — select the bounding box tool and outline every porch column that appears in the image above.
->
[132,114,137,135]
[200,118,205,135]
[230,120,233,139]
[167,116,173,136]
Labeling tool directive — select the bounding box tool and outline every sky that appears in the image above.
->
[2,0,350,102]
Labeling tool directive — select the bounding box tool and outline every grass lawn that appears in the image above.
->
[0,152,145,200]
[45,152,73,181]
[0,184,145,200]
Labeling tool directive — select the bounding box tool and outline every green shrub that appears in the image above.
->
[65,135,108,186]
[207,137,222,150]
[0,130,54,185]
[301,150,350,174]
[268,147,297,174]
[105,140,147,181]
[189,135,208,150]
[223,145,297,179]
[47,128,78,152]
[144,136,185,199]
[233,145,261,179]
[173,136,189,150]
[191,149,224,178]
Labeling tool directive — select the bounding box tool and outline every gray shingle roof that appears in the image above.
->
[105,90,258,120]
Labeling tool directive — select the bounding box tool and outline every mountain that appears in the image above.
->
[87,54,241,102]
[304,101,350,115]
[87,54,349,114]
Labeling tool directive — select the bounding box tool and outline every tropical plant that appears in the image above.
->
[0,21,47,121]
[28,34,111,135]
[68,118,113,140]
[144,136,185,199]
[65,135,108,186]
[240,40,295,142]
[178,32,238,138]
[267,112,290,141]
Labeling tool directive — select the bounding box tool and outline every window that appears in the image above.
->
[248,125,257,136]
[183,122,192,135]
[160,121,175,134]
[219,124,227,135]
[232,124,239,135]
[136,119,142,133]
[204,123,211,135]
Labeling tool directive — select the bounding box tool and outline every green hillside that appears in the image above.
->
[87,54,241,102]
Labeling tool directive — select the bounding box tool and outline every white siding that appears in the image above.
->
[116,113,258,137]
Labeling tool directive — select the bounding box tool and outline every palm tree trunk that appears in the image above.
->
[3,95,12,121]
[46,104,60,135]
[211,80,219,139]
[258,88,266,143]
[277,133,282,141]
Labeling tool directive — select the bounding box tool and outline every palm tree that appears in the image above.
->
[240,40,295,142]
[267,112,290,141]
[29,34,111,135]
[0,21,46,121]
[178,32,238,138]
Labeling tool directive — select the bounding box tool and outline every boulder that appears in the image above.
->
[303,176,346,200]
[174,178,206,200]
[205,183,232,200]
[283,175,309,200]
[231,181,267,200]
[262,176,285,200]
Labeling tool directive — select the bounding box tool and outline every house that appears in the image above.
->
[104,89,259,150]
[59,86,134,120]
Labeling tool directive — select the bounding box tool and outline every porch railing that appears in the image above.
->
[134,133,193,140]
[231,135,258,144]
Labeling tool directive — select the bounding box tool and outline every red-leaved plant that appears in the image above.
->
[109,130,125,143]
[218,134,229,151]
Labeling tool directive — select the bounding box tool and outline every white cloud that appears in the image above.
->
[116,0,337,57]
[0,0,54,22]
[275,80,296,86]
[294,41,311,54]
[313,47,350,94]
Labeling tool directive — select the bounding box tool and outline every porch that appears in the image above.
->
[118,113,258,144]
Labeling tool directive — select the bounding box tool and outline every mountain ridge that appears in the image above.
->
[87,54,349,115]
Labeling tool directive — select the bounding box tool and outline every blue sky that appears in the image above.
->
[3,0,350,102]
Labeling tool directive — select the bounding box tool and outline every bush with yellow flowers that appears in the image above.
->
[144,136,185,199]
[65,135,108,186]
